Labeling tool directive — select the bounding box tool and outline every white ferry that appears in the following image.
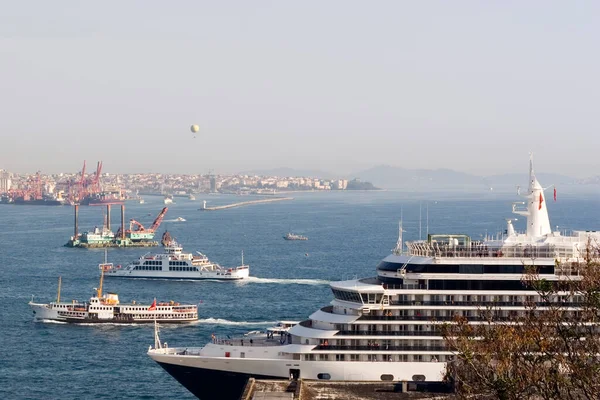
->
[148,156,599,399]
[29,267,198,324]
[283,232,308,241]
[104,240,250,280]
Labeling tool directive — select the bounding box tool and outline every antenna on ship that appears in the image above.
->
[241,249,244,266]
[154,317,162,350]
[426,203,429,237]
[57,276,62,303]
[97,250,106,299]
[394,208,405,254]
[419,202,422,240]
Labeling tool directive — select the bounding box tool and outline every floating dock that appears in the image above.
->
[200,197,293,211]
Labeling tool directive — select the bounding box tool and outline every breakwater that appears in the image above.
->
[200,197,293,211]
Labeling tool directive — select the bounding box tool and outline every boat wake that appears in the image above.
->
[37,319,68,324]
[195,318,276,326]
[241,277,329,286]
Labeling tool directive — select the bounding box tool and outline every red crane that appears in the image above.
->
[89,161,103,194]
[128,207,169,232]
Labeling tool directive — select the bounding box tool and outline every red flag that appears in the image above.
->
[538,193,544,210]
[149,298,157,311]
[554,187,557,202]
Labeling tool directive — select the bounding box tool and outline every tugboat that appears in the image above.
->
[29,260,198,324]
[283,232,308,241]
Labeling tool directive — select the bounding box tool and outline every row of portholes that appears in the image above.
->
[317,373,426,382]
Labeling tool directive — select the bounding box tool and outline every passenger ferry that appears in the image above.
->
[104,240,250,280]
[29,267,198,324]
[283,232,308,241]
[148,156,599,399]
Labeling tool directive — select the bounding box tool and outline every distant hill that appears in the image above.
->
[576,175,600,185]
[348,165,482,188]
[241,167,334,178]
[483,173,575,187]
[349,165,577,189]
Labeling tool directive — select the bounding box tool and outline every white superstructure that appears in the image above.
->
[105,241,250,280]
[148,156,597,399]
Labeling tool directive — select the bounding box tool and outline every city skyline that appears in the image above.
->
[1,2,599,177]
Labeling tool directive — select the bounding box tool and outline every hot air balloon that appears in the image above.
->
[190,124,200,138]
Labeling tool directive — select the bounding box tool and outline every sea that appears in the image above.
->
[2,188,600,399]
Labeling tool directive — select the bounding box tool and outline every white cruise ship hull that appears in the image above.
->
[149,347,445,400]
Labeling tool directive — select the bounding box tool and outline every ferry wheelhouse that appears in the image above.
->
[148,157,596,399]
[104,241,250,280]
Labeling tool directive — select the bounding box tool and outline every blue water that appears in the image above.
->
[1,189,599,399]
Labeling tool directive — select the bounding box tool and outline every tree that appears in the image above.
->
[442,239,600,400]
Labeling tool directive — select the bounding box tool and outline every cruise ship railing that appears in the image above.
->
[336,330,443,337]
[315,344,448,352]
[386,300,584,308]
[405,243,567,259]
[356,315,521,322]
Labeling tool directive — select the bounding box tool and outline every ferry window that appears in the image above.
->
[380,374,394,381]
[412,374,426,382]
[317,373,331,380]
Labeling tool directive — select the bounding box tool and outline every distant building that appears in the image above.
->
[335,179,348,190]
[209,176,217,193]
[0,170,11,193]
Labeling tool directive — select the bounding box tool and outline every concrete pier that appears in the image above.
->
[200,197,293,211]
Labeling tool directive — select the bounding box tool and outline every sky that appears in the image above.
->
[0,1,599,177]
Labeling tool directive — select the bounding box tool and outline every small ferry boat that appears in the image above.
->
[283,232,308,241]
[29,268,198,324]
[175,217,186,222]
[164,195,174,205]
[188,194,196,201]
[104,240,250,280]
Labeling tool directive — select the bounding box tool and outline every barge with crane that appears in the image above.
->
[64,204,167,248]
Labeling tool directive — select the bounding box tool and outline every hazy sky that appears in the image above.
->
[1,2,598,177]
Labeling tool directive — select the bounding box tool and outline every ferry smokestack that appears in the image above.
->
[106,204,111,231]
[121,204,125,240]
[74,204,79,238]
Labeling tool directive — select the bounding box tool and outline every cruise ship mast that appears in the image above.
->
[512,154,551,238]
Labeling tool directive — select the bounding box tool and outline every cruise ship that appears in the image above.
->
[148,157,597,399]
[104,240,250,280]
[29,265,198,324]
